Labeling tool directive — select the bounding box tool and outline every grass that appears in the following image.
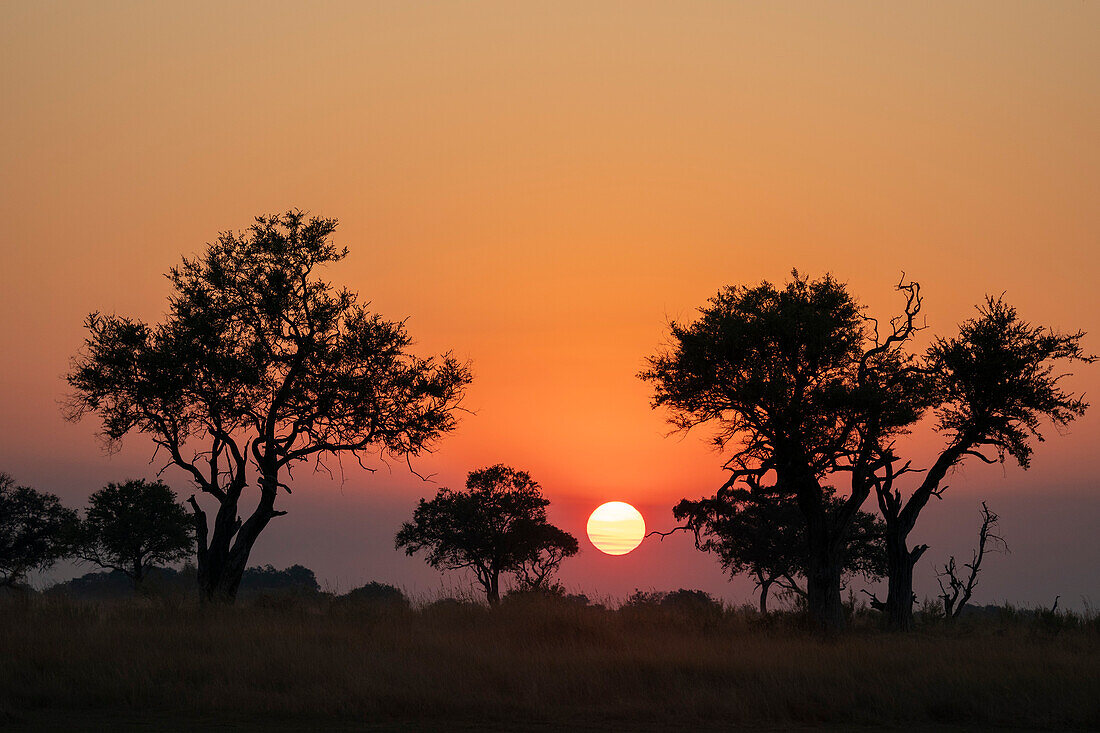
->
[1,593,1098,731]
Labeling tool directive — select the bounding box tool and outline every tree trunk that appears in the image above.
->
[191,477,277,603]
[804,510,845,632]
[883,526,925,631]
[486,570,500,606]
[759,577,773,615]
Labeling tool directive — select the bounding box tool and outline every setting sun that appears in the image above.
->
[586,502,646,556]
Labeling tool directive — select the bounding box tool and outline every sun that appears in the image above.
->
[586,501,646,555]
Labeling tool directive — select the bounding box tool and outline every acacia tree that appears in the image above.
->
[76,479,193,588]
[641,272,926,631]
[868,298,1090,629]
[0,473,78,588]
[66,211,472,601]
[670,483,886,614]
[395,464,578,604]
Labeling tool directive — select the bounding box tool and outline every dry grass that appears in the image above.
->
[1,594,1098,731]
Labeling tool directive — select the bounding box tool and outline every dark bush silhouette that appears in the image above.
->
[342,581,410,609]
[502,585,594,608]
[47,563,320,600]
[66,211,471,602]
[47,566,192,599]
[238,564,320,596]
[0,473,77,588]
[75,479,193,588]
[624,589,723,617]
[396,464,579,605]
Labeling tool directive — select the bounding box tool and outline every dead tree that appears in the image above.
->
[937,502,1007,621]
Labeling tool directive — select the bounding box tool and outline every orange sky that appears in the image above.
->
[1,2,1098,605]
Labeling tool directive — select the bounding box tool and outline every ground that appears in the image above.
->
[2,594,1097,731]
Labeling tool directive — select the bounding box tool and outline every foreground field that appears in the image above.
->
[2,595,1098,731]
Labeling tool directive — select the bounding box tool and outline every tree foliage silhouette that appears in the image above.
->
[76,479,193,588]
[0,473,77,588]
[642,272,1090,631]
[641,272,926,631]
[673,483,886,614]
[396,465,578,604]
[870,297,1090,629]
[66,211,472,601]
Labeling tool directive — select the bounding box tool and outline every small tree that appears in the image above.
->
[0,473,78,588]
[66,211,471,601]
[76,479,193,588]
[936,502,1007,621]
[511,523,579,592]
[395,464,579,604]
[670,483,886,614]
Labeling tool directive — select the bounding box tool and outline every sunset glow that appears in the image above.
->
[0,1,1097,604]
[586,502,646,556]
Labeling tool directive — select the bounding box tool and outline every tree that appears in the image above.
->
[0,473,78,588]
[670,483,886,614]
[511,522,580,592]
[66,211,472,601]
[936,502,1007,621]
[870,297,1089,629]
[641,272,926,631]
[395,464,579,604]
[76,479,193,588]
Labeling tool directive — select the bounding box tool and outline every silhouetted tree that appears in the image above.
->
[869,298,1091,629]
[671,483,886,614]
[512,522,580,592]
[641,272,926,631]
[0,473,77,588]
[66,211,472,602]
[75,479,193,588]
[396,465,578,604]
[936,502,1007,621]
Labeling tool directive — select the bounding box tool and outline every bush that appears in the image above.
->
[502,585,594,608]
[238,564,320,596]
[623,588,722,614]
[341,582,410,609]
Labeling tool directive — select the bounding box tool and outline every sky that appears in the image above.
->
[1,1,1098,607]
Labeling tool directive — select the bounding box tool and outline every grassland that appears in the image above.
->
[1,594,1098,731]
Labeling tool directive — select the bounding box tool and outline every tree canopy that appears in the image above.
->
[0,473,77,588]
[396,464,579,604]
[643,272,1091,631]
[67,211,472,601]
[870,296,1092,628]
[641,272,925,631]
[76,479,193,587]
